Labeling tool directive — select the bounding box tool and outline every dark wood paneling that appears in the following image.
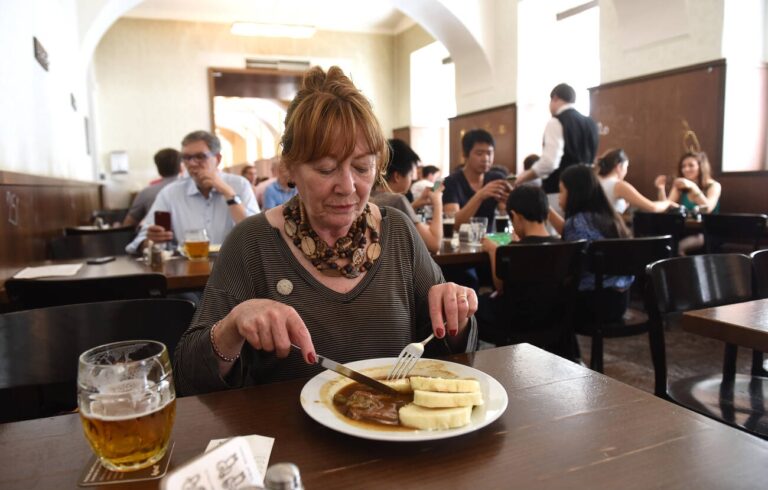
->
[392,127,411,145]
[449,104,516,172]
[0,171,101,283]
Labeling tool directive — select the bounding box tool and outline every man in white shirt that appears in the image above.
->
[514,83,599,212]
[410,165,441,210]
[126,130,259,254]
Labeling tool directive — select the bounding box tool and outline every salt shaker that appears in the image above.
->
[150,243,164,268]
[264,462,304,490]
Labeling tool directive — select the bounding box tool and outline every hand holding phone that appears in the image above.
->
[432,180,443,192]
[154,211,172,231]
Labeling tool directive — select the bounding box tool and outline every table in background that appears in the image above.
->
[431,240,489,267]
[2,344,767,490]
[682,298,768,352]
[0,255,213,301]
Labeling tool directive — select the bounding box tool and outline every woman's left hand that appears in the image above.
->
[428,283,478,338]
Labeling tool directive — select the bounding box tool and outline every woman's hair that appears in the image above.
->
[280,66,389,185]
[560,165,630,238]
[596,148,628,177]
[385,139,420,181]
[677,152,713,189]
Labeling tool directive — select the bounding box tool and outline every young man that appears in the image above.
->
[442,129,510,233]
[410,165,441,210]
[126,130,259,254]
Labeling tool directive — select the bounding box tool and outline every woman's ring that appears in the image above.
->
[457,294,468,302]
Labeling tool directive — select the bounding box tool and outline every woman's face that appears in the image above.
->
[680,156,700,181]
[618,160,629,180]
[558,181,568,211]
[290,134,378,235]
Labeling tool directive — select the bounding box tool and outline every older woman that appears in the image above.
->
[174,67,478,395]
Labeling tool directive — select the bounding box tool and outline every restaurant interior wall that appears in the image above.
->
[0,0,94,181]
[599,0,724,84]
[92,17,395,191]
[393,24,435,129]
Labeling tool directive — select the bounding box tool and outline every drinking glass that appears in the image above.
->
[183,229,210,261]
[470,217,488,245]
[78,340,176,472]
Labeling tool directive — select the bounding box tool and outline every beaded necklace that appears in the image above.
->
[282,195,381,278]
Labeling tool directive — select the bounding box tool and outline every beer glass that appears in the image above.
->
[470,217,488,244]
[183,228,210,261]
[78,340,176,472]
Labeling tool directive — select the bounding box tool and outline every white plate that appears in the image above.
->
[299,358,508,442]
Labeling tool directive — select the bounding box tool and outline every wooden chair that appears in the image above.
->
[50,230,135,259]
[645,254,767,438]
[490,240,587,360]
[5,273,167,310]
[0,298,195,423]
[577,236,672,372]
[702,213,767,253]
[632,212,685,256]
[750,249,768,376]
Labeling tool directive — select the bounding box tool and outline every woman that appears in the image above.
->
[654,152,721,254]
[549,165,633,322]
[370,139,443,253]
[173,66,477,395]
[596,148,675,213]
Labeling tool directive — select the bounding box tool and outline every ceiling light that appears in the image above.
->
[230,22,316,39]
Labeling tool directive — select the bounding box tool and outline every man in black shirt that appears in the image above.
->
[514,83,599,211]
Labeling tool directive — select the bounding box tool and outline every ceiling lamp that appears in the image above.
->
[230,22,316,38]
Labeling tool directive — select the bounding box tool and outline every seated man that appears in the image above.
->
[410,165,441,211]
[123,148,181,228]
[476,185,561,345]
[443,129,510,233]
[126,130,259,254]
[262,161,297,210]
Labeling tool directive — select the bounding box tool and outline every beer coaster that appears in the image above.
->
[78,442,174,486]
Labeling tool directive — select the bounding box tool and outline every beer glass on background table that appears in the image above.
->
[183,228,210,261]
[469,217,488,245]
[78,340,176,472]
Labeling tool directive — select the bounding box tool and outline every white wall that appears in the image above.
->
[393,24,435,129]
[600,0,724,83]
[92,18,395,189]
[0,0,93,180]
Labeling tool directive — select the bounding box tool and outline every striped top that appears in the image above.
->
[173,207,478,396]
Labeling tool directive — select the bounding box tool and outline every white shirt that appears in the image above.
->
[410,179,433,200]
[530,103,574,179]
[600,176,628,214]
[126,173,259,254]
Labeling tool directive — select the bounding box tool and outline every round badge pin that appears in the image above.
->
[277,279,294,296]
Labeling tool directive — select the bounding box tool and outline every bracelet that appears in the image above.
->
[210,321,240,363]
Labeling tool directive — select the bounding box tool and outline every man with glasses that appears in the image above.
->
[126,130,259,254]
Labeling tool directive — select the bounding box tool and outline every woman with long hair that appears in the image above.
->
[596,148,675,213]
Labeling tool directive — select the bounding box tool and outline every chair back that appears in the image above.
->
[702,213,767,253]
[586,236,673,283]
[750,249,768,299]
[50,231,134,259]
[90,208,129,227]
[632,212,685,256]
[0,298,195,422]
[644,254,753,396]
[495,240,586,357]
[5,273,167,310]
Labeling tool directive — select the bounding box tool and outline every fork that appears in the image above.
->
[387,333,435,380]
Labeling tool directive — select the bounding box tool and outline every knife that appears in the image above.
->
[291,344,399,395]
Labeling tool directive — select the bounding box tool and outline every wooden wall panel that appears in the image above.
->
[448,104,516,173]
[0,172,102,281]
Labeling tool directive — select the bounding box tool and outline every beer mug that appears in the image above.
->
[78,340,176,472]
[183,228,210,261]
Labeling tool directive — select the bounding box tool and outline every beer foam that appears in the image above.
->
[83,380,174,420]
[85,397,175,421]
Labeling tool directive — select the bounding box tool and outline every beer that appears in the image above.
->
[80,398,176,472]
[184,240,209,261]
[78,340,176,472]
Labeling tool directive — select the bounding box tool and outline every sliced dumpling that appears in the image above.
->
[413,389,483,408]
[399,404,472,430]
[409,376,480,393]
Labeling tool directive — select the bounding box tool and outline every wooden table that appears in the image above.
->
[431,240,489,267]
[0,255,213,298]
[2,344,767,490]
[682,298,768,353]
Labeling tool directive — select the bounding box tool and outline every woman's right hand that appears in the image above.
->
[654,175,667,189]
[225,299,316,363]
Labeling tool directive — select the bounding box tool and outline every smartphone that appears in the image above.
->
[86,256,116,265]
[155,211,172,231]
[432,180,443,192]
